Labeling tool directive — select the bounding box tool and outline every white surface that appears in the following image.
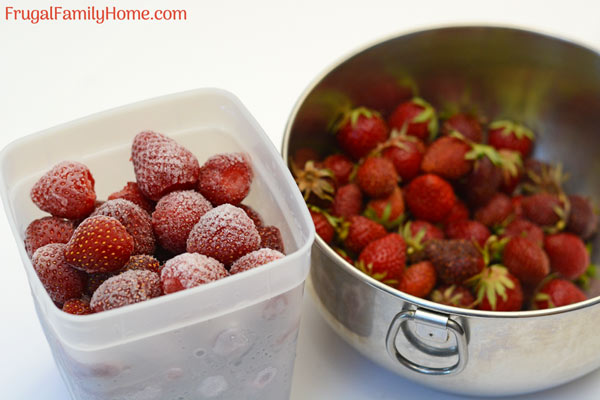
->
[1,0,600,399]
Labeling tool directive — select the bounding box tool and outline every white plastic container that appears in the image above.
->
[0,89,315,400]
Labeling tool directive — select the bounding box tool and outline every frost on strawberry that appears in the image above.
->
[198,152,254,206]
[90,269,162,312]
[230,248,284,275]
[161,253,228,294]
[24,216,75,258]
[32,243,85,305]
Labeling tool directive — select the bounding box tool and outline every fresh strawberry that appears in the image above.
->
[502,237,550,285]
[91,269,162,312]
[521,193,568,231]
[488,120,535,158]
[131,131,200,201]
[544,233,589,279]
[380,135,425,181]
[334,247,354,264]
[341,215,387,254]
[405,174,456,222]
[356,156,398,198]
[258,226,285,254]
[32,243,85,305]
[336,107,389,160]
[357,233,406,284]
[292,147,319,169]
[534,278,586,309]
[521,159,567,195]
[469,265,523,311]
[402,220,444,263]
[364,186,404,228]
[24,216,75,258]
[331,183,363,218]
[444,220,491,247]
[239,204,264,228]
[310,209,336,244]
[323,154,355,186]
[388,98,438,142]
[425,239,485,285]
[441,113,483,143]
[474,193,514,228]
[397,261,437,298]
[512,195,524,218]
[441,200,470,226]
[566,195,598,240]
[30,161,96,219]
[408,221,445,241]
[501,219,544,247]
[292,160,335,208]
[421,136,473,180]
[62,298,93,315]
[65,215,135,273]
[498,150,523,195]
[458,150,503,207]
[198,152,253,206]
[108,182,155,214]
[430,284,475,308]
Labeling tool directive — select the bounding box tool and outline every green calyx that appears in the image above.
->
[465,142,504,167]
[431,285,471,308]
[497,150,523,178]
[308,205,342,230]
[364,203,405,230]
[292,161,335,202]
[354,260,397,286]
[489,120,535,140]
[400,221,427,255]
[521,162,569,196]
[332,107,380,133]
[411,97,439,141]
[466,264,515,311]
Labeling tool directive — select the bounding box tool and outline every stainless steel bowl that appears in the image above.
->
[282,26,600,397]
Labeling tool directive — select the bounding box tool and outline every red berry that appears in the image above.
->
[356,157,398,198]
[62,298,93,315]
[444,220,491,247]
[397,261,437,298]
[473,266,523,311]
[441,200,470,226]
[336,107,389,159]
[323,154,354,186]
[24,216,75,258]
[198,152,253,206]
[343,215,387,254]
[502,219,544,247]
[473,193,513,228]
[186,204,261,266]
[421,137,472,180]
[32,243,85,305]
[258,226,285,254]
[292,147,319,169]
[488,120,534,158]
[405,174,456,222]
[230,248,285,275]
[310,210,335,244]
[441,113,483,143]
[239,204,264,228]
[544,233,589,279]
[459,156,502,207]
[425,239,485,285]
[358,233,406,284]
[409,220,445,241]
[331,183,363,218]
[160,253,228,294]
[430,285,475,308]
[381,136,425,181]
[364,186,404,227]
[402,221,444,264]
[30,161,96,219]
[91,199,156,256]
[388,98,437,141]
[108,182,155,214]
[152,190,213,254]
[521,193,566,229]
[90,269,162,312]
[566,195,598,240]
[84,272,114,296]
[131,131,200,201]
[65,215,135,273]
[534,278,586,309]
[502,237,550,285]
[122,254,162,275]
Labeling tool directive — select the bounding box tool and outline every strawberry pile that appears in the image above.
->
[294,99,598,311]
[26,131,286,314]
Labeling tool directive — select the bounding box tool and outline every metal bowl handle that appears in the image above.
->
[385,309,468,376]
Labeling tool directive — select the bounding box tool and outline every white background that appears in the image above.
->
[1,1,600,399]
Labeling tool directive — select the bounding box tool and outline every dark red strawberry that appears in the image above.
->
[331,183,363,218]
[380,135,425,181]
[336,107,389,159]
[430,284,475,308]
[441,200,470,226]
[32,243,85,305]
[488,120,534,158]
[62,298,93,315]
[421,136,473,180]
[498,150,523,195]
[397,261,437,298]
[357,233,406,285]
[405,174,456,222]
[441,113,483,143]
[459,154,503,207]
[444,220,491,247]
[342,215,387,254]
[402,220,444,263]
[512,195,524,219]
[521,193,568,231]
[84,272,114,296]
[108,182,155,214]
[198,152,253,206]
[521,159,567,195]
[544,233,589,279]
[258,226,285,254]
[292,147,319,169]
[122,254,162,275]
[364,186,404,228]
[356,156,398,198]
[474,193,514,228]
[566,195,598,240]
[239,204,264,228]
[534,278,586,309]
[24,216,75,258]
[310,209,336,244]
[30,161,96,219]
[501,219,544,247]
[292,160,335,208]
[425,239,485,285]
[131,131,200,201]
[470,265,523,311]
[388,98,438,142]
[323,154,355,186]
[502,237,549,285]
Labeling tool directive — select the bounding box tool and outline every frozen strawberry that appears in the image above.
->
[473,193,513,228]
[131,131,200,201]
[521,193,568,230]
[380,135,425,182]
[459,156,502,207]
[90,269,161,312]
[356,156,398,198]
[108,182,155,214]
[152,190,213,254]
[122,254,161,275]
[30,161,96,219]
[405,174,456,222]
[62,298,93,315]
[24,216,75,258]
[186,204,261,265]
[397,261,436,298]
[441,113,483,143]
[488,120,534,158]
[323,154,355,186]
[91,199,155,255]
[501,219,544,247]
[292,161,335,208]
[341,215,387,254]
[544,233,589,279]
[84,272,114,296]
[357,233,406,285]
[161,253,228,294]
[198,152,253,206]
[258,226,285,254]
[425,239,485,285]
[336,107,389,159]
[292,147,319,169]
[65,215,135,273]
[444,220,491,247]
[534,278,586,309]
[331,183,363,218]
[441,200,470,225]
[230,248,285,274]
[239,204,264,228]
[310,209,335,244]
[566,195,598,240]
[421,136,472,180]
[430,285,475,308]
[32,243,85,305]
[364,186,404,228]
[470,265,523,311]
[388,98,438,142]
[502,237,550,285]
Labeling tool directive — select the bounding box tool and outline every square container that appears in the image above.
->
[0,89,315,400]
